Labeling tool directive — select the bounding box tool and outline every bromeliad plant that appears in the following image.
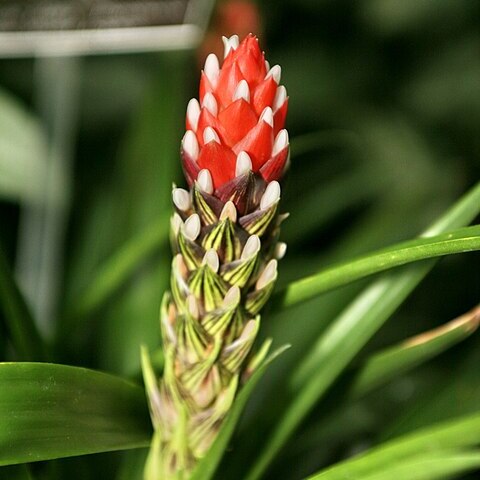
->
[0,32,480,480]
[142,34,289,478]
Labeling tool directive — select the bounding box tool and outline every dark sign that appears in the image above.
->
[0,0,213,56]
[0,0,189,31]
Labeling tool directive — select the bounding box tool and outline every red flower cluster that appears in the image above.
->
[181,34,289,191]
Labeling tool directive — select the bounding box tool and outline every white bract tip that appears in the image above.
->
[174,253,188,278]
[220,201,237,222]
[272,129,289,156]
[223,319,258,354]
[202,248,219,273]
[256,259,278,290]
[260,106,274,127]
[203,126,220,145]
[182,130,199,161]
[204,53,220,87]
[187,294,199,319]
[260,181,281,210]
[241,235,261,260]
[183,214,201,241]
[233,80,250,102]
[162,312,177,344]
[273,85,287,112]
[264,60,270,71]
[186,98,200,131]
[197,169,214,194]
[172,188,191,212]
[171,213,183,235]
[266,65,281,84]
[222,286,241,309]
[240,319,258,340]
[275,242,287,260]
[235,151,252,177]
[222,35,239,58]
[202,92,218,116]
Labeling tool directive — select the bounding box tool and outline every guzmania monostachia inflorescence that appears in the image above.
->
[142,33,289,480]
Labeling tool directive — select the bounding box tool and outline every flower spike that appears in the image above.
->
[144,34,289,480]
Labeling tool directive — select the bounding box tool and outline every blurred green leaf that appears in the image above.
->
[246,182,480,480]
[292,305,480,462]
[0,362,150,466]
[282,168,386,245]
[309,450,480,480]
[189,345,290,480]
[361,0,474,35]
[0,245,48,361]
[116,449,148,480]
[274,225,480,312]
[93,54,186,376]
[290,130,364,159]
[70,212,170,320]
[350,305,480,398]
[305,413,480,479]
[0,88,51,205]
[0,465,34,479]
[383,327,480,441]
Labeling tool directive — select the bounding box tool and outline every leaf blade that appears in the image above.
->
[274,225,480,311]
[305,413,480,479]
[246,182,480,480]
[0,246,48,361]
[0,362,151,466]
[70,212,170,320]
[309,450,480,480]
[350,305,480,398]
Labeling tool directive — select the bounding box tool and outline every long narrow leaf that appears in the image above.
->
[382,324,480,440]
[350,305,480,398]
[295,306,480,454]
[0,363,151,465]
[70,212,170,320]
[274,225,480,311]
[308,450,480,480]
[0,246,48,361]
[246,182,480,480]
[305,413,480,479]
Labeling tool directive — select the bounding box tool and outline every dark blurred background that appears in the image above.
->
[0,1,479,479]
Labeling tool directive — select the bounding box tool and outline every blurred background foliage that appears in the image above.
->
[0,0,479,479]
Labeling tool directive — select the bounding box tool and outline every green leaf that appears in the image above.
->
[70,212,170,320]
[273,224,480,311]
[0,362,151,466]
[0,88,50,205]
[290,129,363,159]
[292,306,480,459]
[245,181,480,480]
[383,326,480,441]
[0,465,34,480]
[308,450,480,480]
[0,246,48,361]
[188,345,290,480]
[305,413,480,479]
[350,305,480,398]
[282,168,387,245]
[116,449,148,480]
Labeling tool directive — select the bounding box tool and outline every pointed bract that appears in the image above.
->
[146,34,289,480]
[184,34,289,188]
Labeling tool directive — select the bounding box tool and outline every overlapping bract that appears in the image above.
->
[143,34,289,479]
[181,33,289,190]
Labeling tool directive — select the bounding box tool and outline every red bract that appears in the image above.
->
[181,34,289,191]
